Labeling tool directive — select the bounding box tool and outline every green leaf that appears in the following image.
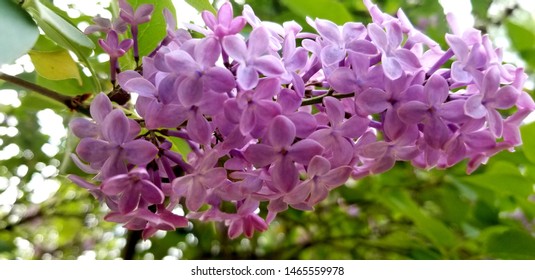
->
[485,229,535,259]
[22,0,101,92]
[521,121,535,163]
[460,161,532,198]
[128,0,177,58]
[506,20,535,52]
[471,0,492,19]
[169,136,192,160]
[380,189,457,249]
[22,0,94,54]
[280,0,353,25]
[29,50,81,82]
[36,73,94,96]
[185,0,216,14]
[0,1,39,65]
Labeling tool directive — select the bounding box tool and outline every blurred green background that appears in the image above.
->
[1,0,535,259]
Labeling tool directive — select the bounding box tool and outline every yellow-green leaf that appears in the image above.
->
[29,50,81,82]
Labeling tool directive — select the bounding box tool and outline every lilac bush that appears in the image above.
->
[69,0,535,239]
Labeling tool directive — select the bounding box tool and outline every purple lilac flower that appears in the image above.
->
[244,115,324,192]
[68,1,533,239]
[75,109,158,179]
[367,21,421,80]
[397,74,466,148]
[98,30,133,84]
[85,15,128,35]
[118,0,154,62]
[223,26,285,89]
[311,18,377,68]
[464,67,520,137]
[202,2,246,39]
[286,155,352,207]
[101,167,165,213]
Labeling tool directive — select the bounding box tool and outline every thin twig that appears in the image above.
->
[301,92,355,106]
[0,72,91,116]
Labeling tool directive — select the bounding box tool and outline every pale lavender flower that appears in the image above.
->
[285,155,352,207]
[85,15,128,35]
[464,67,520,137]
[222,27,285,89]
[172,151,227,211]
[98,30,133,84]
[101,167,164,213]
[202,2,246,39]
[227,198,268,239]
[75,109,158,179]
[164,37,235,106]
[244,115,324,192]
[397,74,466,148]
[309,97,368,167]
[312,18,377,67]
[367,21,421,80]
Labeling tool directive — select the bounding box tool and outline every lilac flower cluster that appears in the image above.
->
[70,1,534,239]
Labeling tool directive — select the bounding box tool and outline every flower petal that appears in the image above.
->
[204,67,235,92]
[76,138,112,163]
[237,64,259,90]
[288,139,324,165]
[307,155,331,177]
[102,109,131,144]
[222,35,247,63]
[139,180,165,204]
[123,139,158,165]
[397,101,428,124]
[244,144,278,167]
[90,93,113,123]
[315,18,341,44]
[268,115,296,149]
[487,109,504,138]
[253,56,285,76]
[323,96,345,125]
[425,74,449,106]
[248,27,270,57]
[320,45,345,66]
[177,77,203,106]
[356,88,389,114]
[464,95,487,119]
[271,157,299,193]
[328,67,357,93]
[493,85,519,109]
